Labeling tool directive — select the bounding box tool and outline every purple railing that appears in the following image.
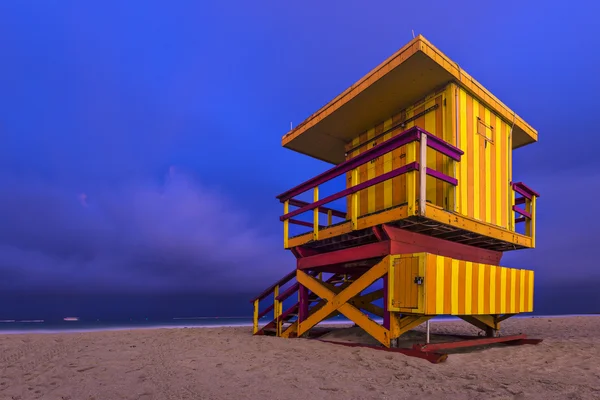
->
[277,126,463,238]
[276,126,462,202]
[512,182,540,225]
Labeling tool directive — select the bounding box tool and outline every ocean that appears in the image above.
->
[0,317,255,334]
[1,313,596,334]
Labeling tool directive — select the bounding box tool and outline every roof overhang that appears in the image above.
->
[282,35,538,165]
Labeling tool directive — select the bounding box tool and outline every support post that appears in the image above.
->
[419,133,427,216]
[406,142,417,216]
[327,209,332,226]
[283,200,289,248]
[253,299,259,334]
[313,186,319,241]
[299,283,309,323]
[426,320,430,344]
[274,285,281,336]
[351,169,359,229]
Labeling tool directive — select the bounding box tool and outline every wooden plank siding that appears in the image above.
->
[389,253,534,316]
[343,83,513,230]
[457,87,513,229]
[345,84,455,218]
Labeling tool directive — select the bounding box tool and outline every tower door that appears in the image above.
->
[390,256,421,310]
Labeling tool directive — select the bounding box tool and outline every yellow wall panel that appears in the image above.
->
[344,85,514,232]
[345,86,453,218]
[389,253,534,315]
[456,88,512,229]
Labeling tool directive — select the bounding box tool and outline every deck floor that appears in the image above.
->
[291,205,528,253]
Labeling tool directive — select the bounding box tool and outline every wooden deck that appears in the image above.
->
[287,203,531,252]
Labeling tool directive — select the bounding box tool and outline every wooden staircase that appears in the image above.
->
[251,271,353,338]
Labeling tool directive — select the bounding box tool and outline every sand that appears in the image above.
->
[1,316,599,400]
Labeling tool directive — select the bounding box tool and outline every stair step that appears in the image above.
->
[329,279,354,284]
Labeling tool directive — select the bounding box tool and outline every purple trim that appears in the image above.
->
[511,182,540,199]
[257,304,275,319]
[276,282,299,302]
[279,303,299,320]
[289,219,325,229]
[281,162,418,221]
[425,133,464,161]
[276,127,421,201]
[276,126,463,202]
[512,205,532,219]
[515,217,526,224]
[512,185,532,200]
[515,197,526,206]
[249,270,296,303]
[426,168,458,186]
[289,199,346,219]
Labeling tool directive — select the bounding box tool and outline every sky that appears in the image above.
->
[1,0,599,319]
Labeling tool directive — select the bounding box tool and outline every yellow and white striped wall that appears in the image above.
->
[388,253,534,316]
[344,83,516,232]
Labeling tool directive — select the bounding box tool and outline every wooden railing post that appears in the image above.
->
[419,133,427,216]
[526,196,536,247]
[406,142,417,216]
[274,285,281,336]
[510,186,515,232]
[351,169,359,229]
[283,200,289,248]
[253,299,259,334]
[313,187,319,241]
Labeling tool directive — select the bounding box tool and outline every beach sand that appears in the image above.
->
[1,316,599,400]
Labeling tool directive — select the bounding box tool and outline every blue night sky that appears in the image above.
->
[1,1,599,318]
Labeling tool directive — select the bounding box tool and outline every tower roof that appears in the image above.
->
[282,35,537,165]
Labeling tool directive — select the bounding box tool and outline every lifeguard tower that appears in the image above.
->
[251,35,540,359]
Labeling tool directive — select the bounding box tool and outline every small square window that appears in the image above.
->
[477,117,494,144]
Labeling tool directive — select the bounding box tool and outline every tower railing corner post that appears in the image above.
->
[351,169,359,229]
[530,195,536,247]
[313,186,319,241]
[419,133,427,216]
[406,141,417,216]
[283,200,289,248]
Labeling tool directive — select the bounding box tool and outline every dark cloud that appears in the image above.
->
[0,169,293,294]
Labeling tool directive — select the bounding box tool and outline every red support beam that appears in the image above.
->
[293,246,321,258]
[297,241,390,270]
[307,265,371,275]
[372,226,388,242]
[317,339,448,364]
[383,224,503,265]
[412,334,541,352]
[299,284,309,323]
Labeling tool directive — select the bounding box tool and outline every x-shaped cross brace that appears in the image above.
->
[296,257,391,347]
